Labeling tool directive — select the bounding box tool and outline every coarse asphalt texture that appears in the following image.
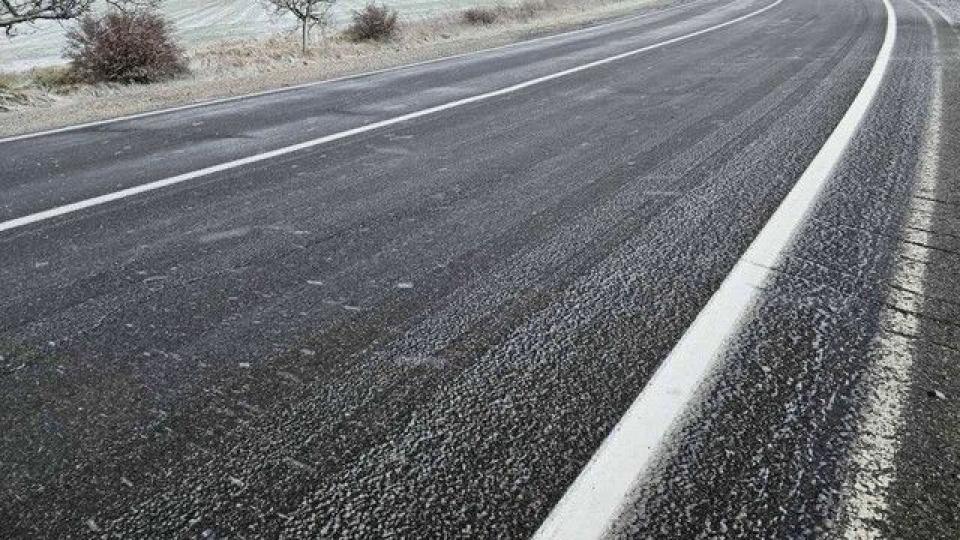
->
[0,0,958,537]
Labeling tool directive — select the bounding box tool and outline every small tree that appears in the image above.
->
[264,0,336,54]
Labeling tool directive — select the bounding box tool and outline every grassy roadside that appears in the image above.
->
[0,0,668,138]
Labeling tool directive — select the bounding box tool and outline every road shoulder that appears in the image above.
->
[882,4,960,537]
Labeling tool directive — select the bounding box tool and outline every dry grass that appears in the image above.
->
[191,0,636,75]
[0,72,49,111]
[0,67,76,112]
[0,0,667,136]
[28,66,80,90]
[0,72,18,93]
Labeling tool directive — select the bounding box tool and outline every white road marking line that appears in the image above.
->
[0,0,783,234]
[0,0,706,144]
[917,0,955,25]
[839,3,941,535]
[533,0,897,537]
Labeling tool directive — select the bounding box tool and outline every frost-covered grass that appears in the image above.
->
[0,67,75,111]
[0,0,525,71]
[0,0,665,135]
[0,74,29,112]
[0,72,17,90]
[191,0,565,75]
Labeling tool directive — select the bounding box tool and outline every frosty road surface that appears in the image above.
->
[1,0,959,537]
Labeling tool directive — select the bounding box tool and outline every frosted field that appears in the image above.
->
[0,0,491,71]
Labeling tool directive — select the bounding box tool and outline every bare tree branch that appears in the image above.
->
[1,0,161,35]
[104,0,159,12]
[2,0,92,34]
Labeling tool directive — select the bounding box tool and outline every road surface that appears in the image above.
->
[1,0,958,537]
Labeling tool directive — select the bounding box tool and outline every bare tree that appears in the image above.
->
[105,0,160,11]
[1,0,92,34]
[264,0,336,54]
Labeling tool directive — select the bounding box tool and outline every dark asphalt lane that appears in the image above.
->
[0,0,749,220]
[0,0,948,536]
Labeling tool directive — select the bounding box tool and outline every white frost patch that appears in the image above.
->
[197,227,251,244]
[277,370,302,384]
[283,456,316,473]
[394,354,447,369]
[839,51,941,539]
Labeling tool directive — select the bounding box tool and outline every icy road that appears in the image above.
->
[1,0,959,537]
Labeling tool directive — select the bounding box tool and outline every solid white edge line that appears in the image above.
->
[532,0,897,538]
[0,0,706,145]
[0,0,783,234]
[916,0,955,25]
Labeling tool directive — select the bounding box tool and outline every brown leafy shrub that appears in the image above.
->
[347,3,399,42]
[462,6,499,25]
[65,10,189,84]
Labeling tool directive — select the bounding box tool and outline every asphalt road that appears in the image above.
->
[1,0,957,537]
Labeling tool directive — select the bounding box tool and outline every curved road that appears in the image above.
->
[0,0,957,537]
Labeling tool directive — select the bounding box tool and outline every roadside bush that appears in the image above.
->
[462,6,499,25]
[347,3,399,42]
[65,10,189,84]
